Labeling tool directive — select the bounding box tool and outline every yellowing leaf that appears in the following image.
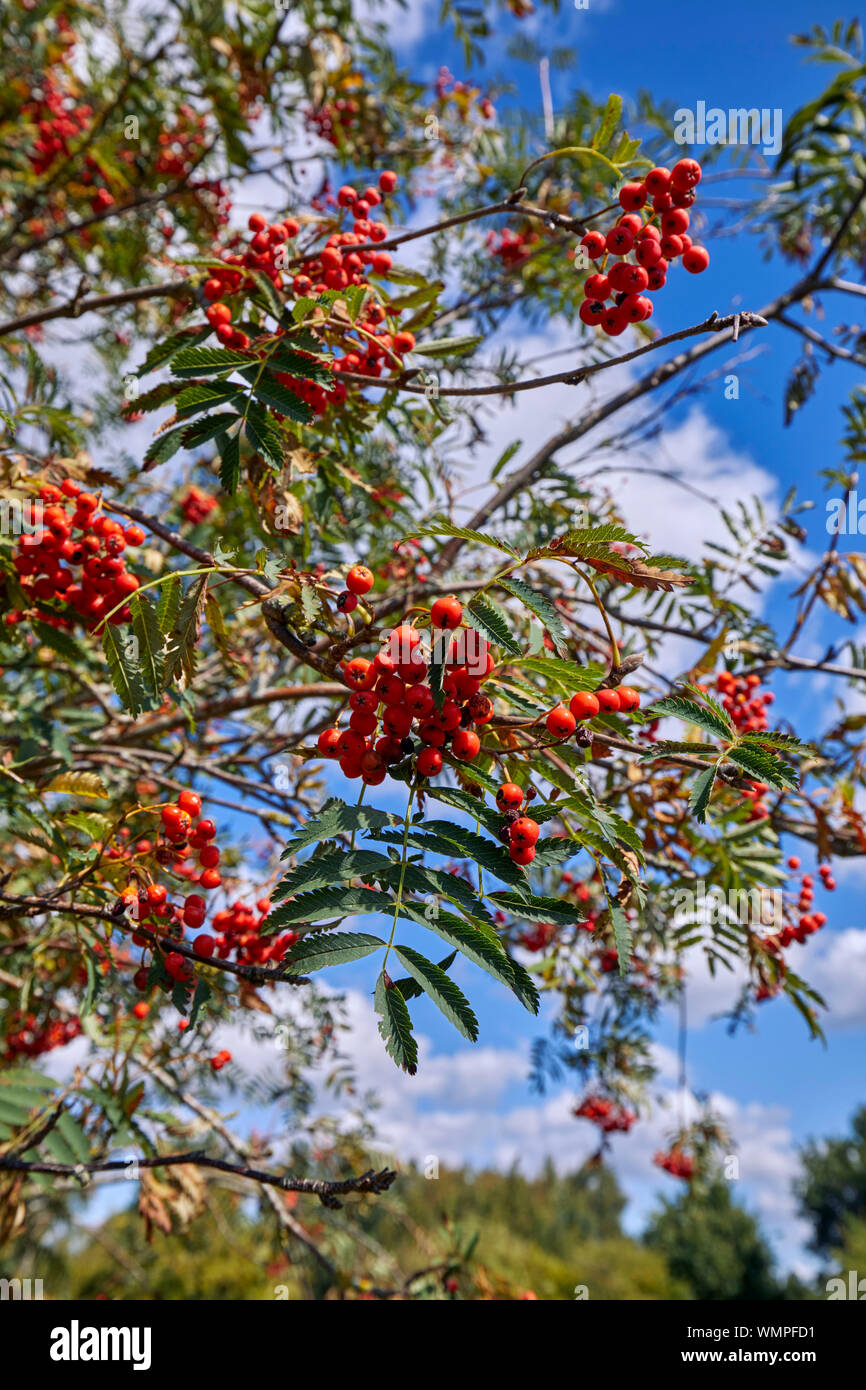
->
[45,772,108,799]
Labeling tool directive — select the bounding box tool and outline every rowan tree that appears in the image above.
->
[1,1,865,1295]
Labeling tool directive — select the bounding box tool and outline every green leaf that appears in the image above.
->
[608,900,632,976]
[491,439,522,480]
[488,891,578,926]
[250,370,314,423]
[102,624,149,716]
[128,594,165,694]
[393,950,457,1001]
[497,575,569,657]
[280,798,394,857]
[175,382,245,417]
[409,517,520,558]
[512,655,603,692]
[283,931,385,974]
[181,411,240,448]
[156,574,182,634]
[412,820,527,888]
[267,346,332,385]
[187,980,212,1030]
[163,574,208,685]
[143,422,190,469]
[271,848,395,902]
[645,695,733,741]
[393,945,478,1040]
[400,903,538,1015]
[689,765,718,824]
[31,620,86,662]
[136,326,211,378]
[217,431,241,493]
[170,345,253,377]
[638,740,717,761]
[741,730,813,756]
[727,745,798,790]
[593,93,623,151]
[411,334,481,358]
[374,970,418,1073]
[263,886,390,930]
[466,593,521,655]
[64,811,112,842]
[244,400,288,467]
[425,786,503,837]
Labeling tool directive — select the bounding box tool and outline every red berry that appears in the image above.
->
[318,728,342,758]
[580,231,607,261]
[671,158,702,190]
[344,657,376,690]
[579,299,606,327]
[661,208,690,237]
[509,843,536,866]
[346,564,374,595]
[416,747,442,778]
[636,238,662,268]
[496,782,524,810]
[682,246,709,274]
[617,686,641,713]
[177,790,202,817]
[645,167,672,196]
[378,170,398,194]
[430,595,463,630]
[452,728,480,761]
[199,868,222,890]
[510,816,540,848]
[601,307,627,337]
[787,857,801,871]
[618,182,647,212]
[569,691,600,721]
[605,226,633,255]
[596,689,622,713]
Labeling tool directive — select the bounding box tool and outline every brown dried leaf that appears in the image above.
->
[583,556,693,591]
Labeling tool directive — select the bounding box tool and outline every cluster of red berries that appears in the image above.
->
[520,921,558,952]
[741,779,772,822]
[715,669,773,732]
[155,106,210,180]
[24,74,92,177]
[305,96,363,146]
[3,1009,81,1062]
[201,172,403,417]
[574,1096,637,1133]
[769,857,834,951]
[559,872,601,931]
[336,562,375,613]
[180,486,218,525]
[318,594,498,787]
[654,1147,695,1180]
[544,684,642,740]
[209,1048,232,1072]
[577,159,708,337]
[210,898,296,968]
[485,226,539,267]
[6,481,143,631]
[121,793,296,1007]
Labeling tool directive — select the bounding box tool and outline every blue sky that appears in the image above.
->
[63,0,865,1279]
